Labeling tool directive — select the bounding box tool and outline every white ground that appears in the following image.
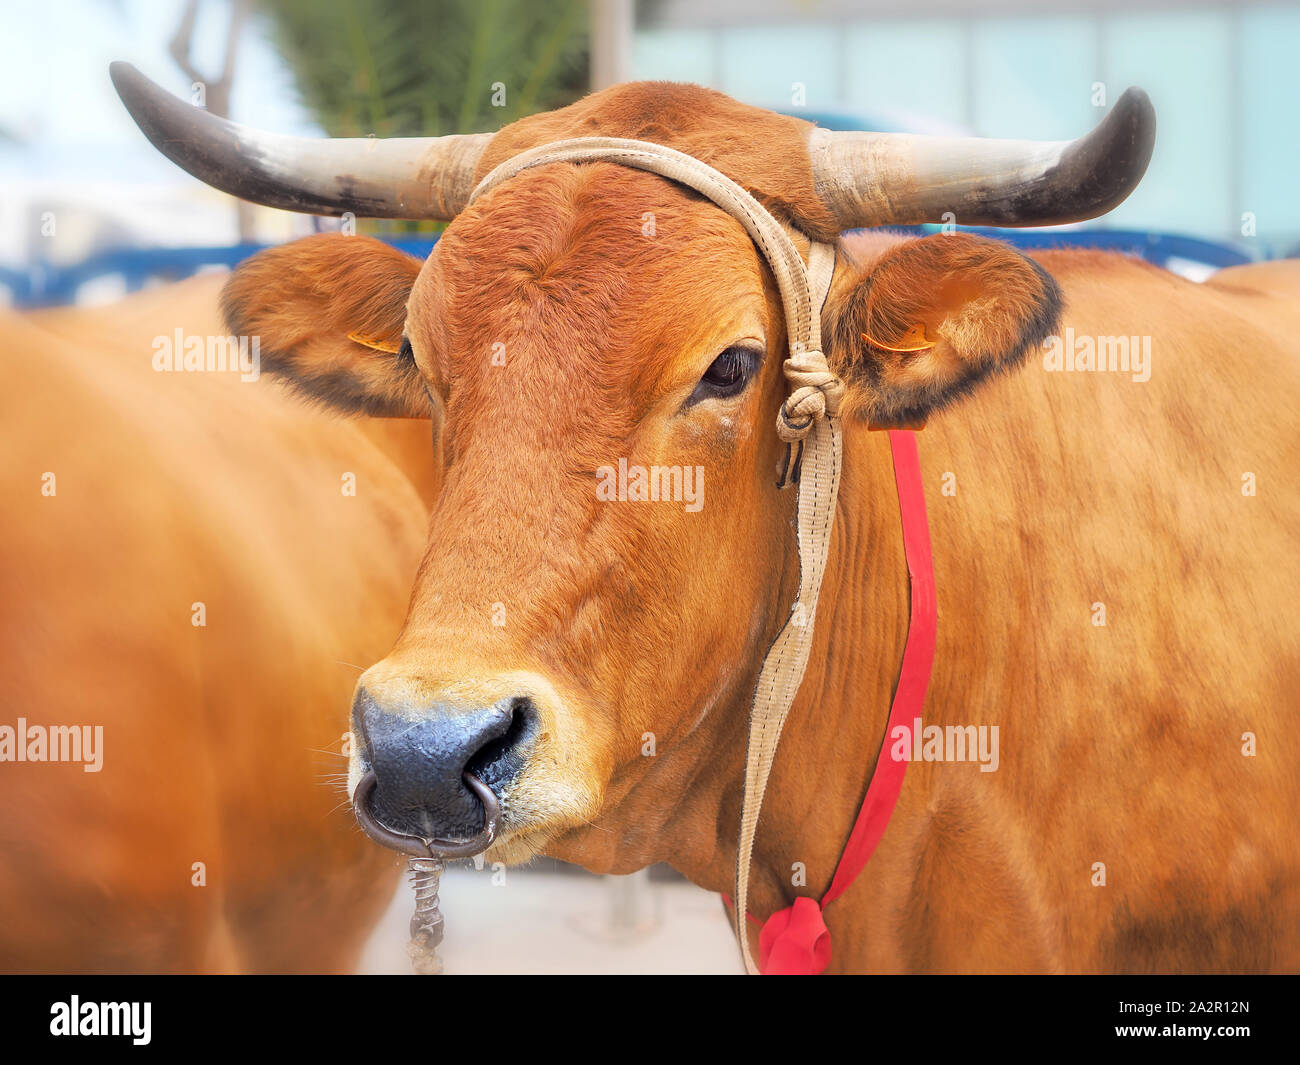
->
[357,864,744,975]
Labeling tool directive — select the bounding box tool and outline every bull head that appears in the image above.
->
[112,64,1154,877]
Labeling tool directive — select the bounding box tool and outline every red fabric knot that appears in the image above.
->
[758,896,832,975]
[726,430,935,974]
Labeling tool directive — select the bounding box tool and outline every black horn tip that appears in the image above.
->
[108,60,243,190]
[1052,85,1157,220]
[1104,86,1157,170]
[107,61,370,218]
[108,60,138,93]
[109,61,178,133]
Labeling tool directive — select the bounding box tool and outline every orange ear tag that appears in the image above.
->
[347,330,403,354]
[861,322,936,354]
[862,324,932,432]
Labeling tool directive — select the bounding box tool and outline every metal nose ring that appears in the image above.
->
[352,770,499,858]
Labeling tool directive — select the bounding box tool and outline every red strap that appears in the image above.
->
[820,429,935,906]
[729,429,936,974]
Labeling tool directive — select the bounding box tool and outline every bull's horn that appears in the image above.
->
[109,61,490,220]
[809,87,1156,228]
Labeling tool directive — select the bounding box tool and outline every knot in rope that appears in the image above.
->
[776,349,845,442]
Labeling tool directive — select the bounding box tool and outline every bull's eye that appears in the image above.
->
[688,346,761,405]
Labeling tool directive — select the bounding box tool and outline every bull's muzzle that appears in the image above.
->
[353,769,498,857]
[351,690,536,856]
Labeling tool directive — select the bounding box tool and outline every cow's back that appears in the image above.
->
[862,250,1300,972]
[0,276,431,973]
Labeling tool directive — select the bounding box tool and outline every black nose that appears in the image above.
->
[354,689,536,841]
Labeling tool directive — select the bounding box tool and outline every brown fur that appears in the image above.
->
[476,81,839,242]
[829,232,1062,426]
[221,142,1300,972]
[222,235,428,417]
[0,277,436,972]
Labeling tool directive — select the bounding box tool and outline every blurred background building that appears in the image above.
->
[636,0,1300,257]
[3,0,1298,305]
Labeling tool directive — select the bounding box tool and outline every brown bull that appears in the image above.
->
[119,70,1299,973]
[0,279,433,972]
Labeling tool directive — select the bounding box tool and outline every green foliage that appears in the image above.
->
[260,0,590,138]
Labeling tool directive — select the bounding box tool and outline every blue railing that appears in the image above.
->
[907,226,1255,271]
[0,230,1259,309]
[3,238,439,308]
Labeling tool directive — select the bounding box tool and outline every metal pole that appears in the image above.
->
[590,0,634,91]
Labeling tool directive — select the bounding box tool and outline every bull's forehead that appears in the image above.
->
[474,81,837,243]
[409,163,780,442]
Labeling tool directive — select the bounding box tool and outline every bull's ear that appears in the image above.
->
[221,234,430,417]
[826,234,1061,429]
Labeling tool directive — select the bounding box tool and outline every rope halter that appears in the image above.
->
[470,138,845,975]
